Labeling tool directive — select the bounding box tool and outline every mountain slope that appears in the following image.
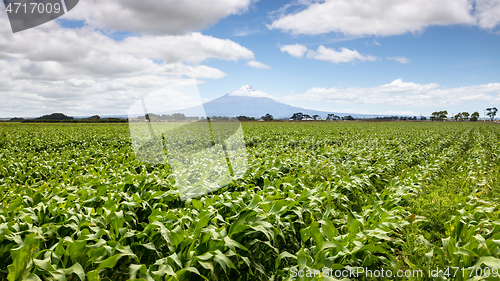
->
[203,85,360,119]
[159,85,372,119]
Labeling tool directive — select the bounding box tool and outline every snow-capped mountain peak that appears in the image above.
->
[227,85,270,98]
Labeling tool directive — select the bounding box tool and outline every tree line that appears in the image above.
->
[430,107,497,121]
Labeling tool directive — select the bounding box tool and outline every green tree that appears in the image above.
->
[261,113,274,121]
[461,112,470,121]
[470,111,480,121]
[486,107,498,121]
[438,110,448,121]
[236,116,255,121]
[290,113,303,120]
[326,114,340,121]
[431,110,448,121]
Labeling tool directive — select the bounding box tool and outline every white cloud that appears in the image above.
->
[0,16,255,117]
[475,0,500,29]
[65,0,254,34]
[283,79,500,107]
[121,33,254,64]
[280,44,308,58]
[281,44,376,63]
[0,28,254,68]
[306,46,377,63]
[246,60,271,69]
[233,26,261,37]
[268,0,485,36]
[228,85,271,98]
[387,56,411,64]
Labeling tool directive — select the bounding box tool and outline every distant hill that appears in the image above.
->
[35,113,74,121]
[13,113,127,123]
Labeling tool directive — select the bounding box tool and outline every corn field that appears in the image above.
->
[0,122,499,280]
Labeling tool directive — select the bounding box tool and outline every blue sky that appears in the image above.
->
[198,1,500,116]
[1,0,500,117]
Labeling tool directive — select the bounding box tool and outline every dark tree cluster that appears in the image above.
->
[430,111,448,121]
[376,116,399,120]
[144,113,199,121]
[374,116,426,121]
[261,114,274,121]
[290,112,314,120]
[236,116,256,121]
[454,112,479,121]
[208,116,232,121]
[486,107,498,121]
[326,114,340,121]
[289,112,353,121]
[8,117,25,122]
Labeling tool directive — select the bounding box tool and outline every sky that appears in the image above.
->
[1,0,500,118]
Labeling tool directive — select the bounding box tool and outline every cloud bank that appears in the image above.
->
[269,0,500,36]
[284,79,500,107]
[66,0,254,34]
